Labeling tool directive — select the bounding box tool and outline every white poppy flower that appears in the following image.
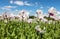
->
[19,10,29,21]
[41,18,48,23]
[36,10,43,14]
[27,19,33,23]
[48,7,57,15]
[35,25,46,34]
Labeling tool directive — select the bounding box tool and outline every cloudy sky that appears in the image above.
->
[0,0,60,15]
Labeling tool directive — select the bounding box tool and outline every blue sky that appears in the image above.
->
[0,0,60,15]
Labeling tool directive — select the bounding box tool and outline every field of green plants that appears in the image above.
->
[0,20,60,39]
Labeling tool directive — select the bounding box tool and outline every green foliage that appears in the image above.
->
[44,16,55,21]
[0,20,60,39]
[29,16,35,19]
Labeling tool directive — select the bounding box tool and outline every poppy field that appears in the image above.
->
[0,20,60,39]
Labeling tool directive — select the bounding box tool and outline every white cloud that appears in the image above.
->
[10,0,32,6]
[35,2,41,6]
[14,1,24,6]
[10,0,13,4]
[1,7,11,10]
[4,6,16,8]
[24,1,32,6]
[35,2,44,8]
[1,6,17,10]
